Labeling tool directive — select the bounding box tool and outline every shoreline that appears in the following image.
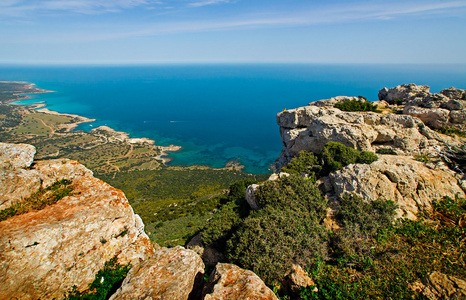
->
[3,81,181,164]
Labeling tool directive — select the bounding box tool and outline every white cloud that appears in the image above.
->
[188,0,231,8]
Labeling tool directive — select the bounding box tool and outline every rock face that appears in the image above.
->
[378,84,466,131]
[326,156,465,219]
[203,263,278,300]
[275,104,450,169]
[414,271,466,300]
[283,264,316,295]
[0,145,155,300]
[186,234,225,267]
[0,142,36,169]
[110,246,205,300]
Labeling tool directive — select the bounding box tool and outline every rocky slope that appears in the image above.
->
[0,142,276,300]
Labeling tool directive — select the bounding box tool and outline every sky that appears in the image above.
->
[0,0,466,64]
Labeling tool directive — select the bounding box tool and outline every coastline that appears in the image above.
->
[2,81,181,165]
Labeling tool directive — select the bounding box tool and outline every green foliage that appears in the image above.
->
[226,175,329,286]
[65,257,130,300]
[319,142,378,176]
[281,151,320,177]
[0,179,73,222]
[435,126,466,137]
[414,153,430,163]
[298,196,466,299]
[392,98,404,105]
[334,99,380,112]
[376,148,397,155]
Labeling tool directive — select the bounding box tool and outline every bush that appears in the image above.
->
[281,151,320,177]
[227,206,328,286]
[319,142,378,176]
[334,99,380,112]
[376,148,397,155]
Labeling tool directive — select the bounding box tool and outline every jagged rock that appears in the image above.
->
[0,156,155,300]
[327,156,465,219]
[203,263,278,300]
[412,271,466,300]
[403,106,450,129]
[245,184,260,210]
[378,83,430,104]
[110,246,204,300]
[283,264,316,295]
[440,87,466,100]
[275,105,450,169]
[0,142,36,169]
[186,234,224,267]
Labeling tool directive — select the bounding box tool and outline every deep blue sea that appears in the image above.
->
[1,64,465,173]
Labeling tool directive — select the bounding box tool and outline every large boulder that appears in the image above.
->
[275,105,450,169]
[0,152,155,299]
[326,156,465,219]
[110,246,204,300]
[203,263,278,300]
[0,142,36,169]
[378,83,431,105]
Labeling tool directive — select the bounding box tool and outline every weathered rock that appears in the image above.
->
[245,184,260,210]
[110,246,204,300]
[283,264,316,295]
[186,234,224,267]
[403,105,450,129]
[0,142,36,169]
[378,83,430,104]
[440,87,466,100]
[0,158,155,300]
[0,168,41,210]
[327,156,465,219]
[203,263,278,300]
[275,105,449,169]
[413,271,466,300]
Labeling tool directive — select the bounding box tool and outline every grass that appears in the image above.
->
[65,257,131,300]
[435,126,466,138]
[0,179,74,222]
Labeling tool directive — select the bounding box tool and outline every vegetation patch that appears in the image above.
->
[0,179,73,222]
[281,142,378,178]
[334,98,380,113]
[435,126,466,138]
[65,257,130,300]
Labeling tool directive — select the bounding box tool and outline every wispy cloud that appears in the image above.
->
[188,0,231,8]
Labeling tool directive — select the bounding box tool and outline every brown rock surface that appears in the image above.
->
[203,263,278,300]
[109,246,204,300]
[283,264,316,295]
[415,271,466,300]
[0,153,155,299]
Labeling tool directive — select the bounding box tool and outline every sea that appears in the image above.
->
[1,64,465,174]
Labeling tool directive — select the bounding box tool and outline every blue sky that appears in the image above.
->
[1,0,465,64]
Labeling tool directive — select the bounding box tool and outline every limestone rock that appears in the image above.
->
[403,105,450,129]
[414,271,466,300]
[0,142,36,169]
[0,158,155,300]
[378,83,430,104]
[327,156,465,219]
[245,184,260,210]
[203,263,278,300]
[0,168,41,210]
[275,105,448,169]
[283,264,316,295]
[440,87,466,100]
[186,234,224,267]
[309,96,359,107]
[110,246,204,300]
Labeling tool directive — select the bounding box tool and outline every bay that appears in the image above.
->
[1,64,465,173]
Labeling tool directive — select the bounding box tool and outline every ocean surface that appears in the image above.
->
[1,64,465,174]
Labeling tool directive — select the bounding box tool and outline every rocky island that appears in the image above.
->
[1,83,465,299]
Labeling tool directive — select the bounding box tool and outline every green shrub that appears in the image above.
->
[281,151,320,177]
[319,142,378,176]
[334,99,380,112]
[435,126,466,137]
[227,206,328,286]
[65,257,131,300]
[376,148,397,155]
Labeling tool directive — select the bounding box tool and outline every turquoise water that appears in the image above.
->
[1,64,465,173]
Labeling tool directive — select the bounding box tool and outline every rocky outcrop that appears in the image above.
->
[282,264,316,295]
[325,156,465,219]
[203,263,278,300]
[186,234,225,267]
[412,271,466,300]
[275,104,451,169]
[379,84,466,131]
[110,246,204,300]
[0,144,156,300]
[0,142,36,169]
